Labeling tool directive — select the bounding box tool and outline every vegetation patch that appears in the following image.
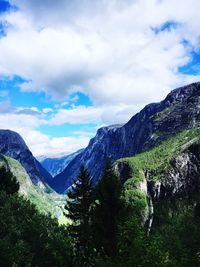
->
[117,127,200,183]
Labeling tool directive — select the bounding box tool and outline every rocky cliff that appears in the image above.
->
[114,127,200,229]
[52,82,200,193]
[0,130,52,186]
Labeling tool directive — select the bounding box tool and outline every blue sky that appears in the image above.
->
[0,0,200,157]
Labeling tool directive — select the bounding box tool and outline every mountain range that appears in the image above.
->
[50,82,200,193]
[0,82,200,221]
[40,149,84,177]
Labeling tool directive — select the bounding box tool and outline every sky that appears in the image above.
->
[0,0,200,158]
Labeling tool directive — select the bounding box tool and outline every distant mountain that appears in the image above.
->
[51,82,200,193]
[40,149,84,177]
[0,130,52,186]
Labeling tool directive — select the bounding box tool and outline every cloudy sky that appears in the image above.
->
[0,0,200,157]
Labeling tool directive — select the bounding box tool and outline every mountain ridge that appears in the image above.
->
[0,129,53,186]
[52,82,200,193]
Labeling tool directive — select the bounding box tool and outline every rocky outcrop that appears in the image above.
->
[148,143,200,201]
[115,141,200,230]
[0,129,52,186]
[53,82,200,193]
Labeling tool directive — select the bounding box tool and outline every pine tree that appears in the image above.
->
[65,165,94,266]
[0,166,19,194]
[92,160,123,259]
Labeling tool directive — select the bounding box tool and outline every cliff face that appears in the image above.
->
[114,130,200,229]
[53,82,200,193]
[0,130,52,186]
[148,143,200,201]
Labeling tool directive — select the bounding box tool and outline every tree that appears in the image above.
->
[92,160,123,259]
[0,191,73,267]
[0,166,19,194]
[65,165,94,266]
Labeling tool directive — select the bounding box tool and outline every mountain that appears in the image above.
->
[52,82,200,193]
[0,129,53,186]
[40,149,84,177]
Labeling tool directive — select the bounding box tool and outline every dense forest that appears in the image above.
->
[1,162,200,267]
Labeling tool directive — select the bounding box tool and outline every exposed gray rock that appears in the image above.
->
[148,143,200,200]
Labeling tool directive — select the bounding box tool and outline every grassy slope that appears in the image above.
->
[117,127,200,184]
[0,154,67,223]
[117,127,200,215]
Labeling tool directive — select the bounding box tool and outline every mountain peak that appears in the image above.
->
[0,129,52,185]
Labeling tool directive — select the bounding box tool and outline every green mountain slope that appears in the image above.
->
[117,127,200,183]
[0,154,66,221]
[115,127,200,220]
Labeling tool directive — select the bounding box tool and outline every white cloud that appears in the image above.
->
[23,130,90,157]
[0,0,200,107]
[0,0,200,157]
[0,108,90,156]
[49,103,144,126]
[49,106,103,125]
[43,108,53,113]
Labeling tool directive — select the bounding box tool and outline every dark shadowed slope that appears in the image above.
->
[40,149,84,177]
[0,130,52,185]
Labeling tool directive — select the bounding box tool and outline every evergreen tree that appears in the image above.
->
[65,165,94,266]
[0,191,73,267]
[0,166,19,194]
[92,160,123,259]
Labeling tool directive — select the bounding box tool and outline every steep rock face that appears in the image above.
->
[53,82,200,193]
[40,149,84,177]
[51,124,124,192]
[148,144,200,200]
[0,130,52,185]
[116,144,200,198]
[115,139,200,229]
[52,83,200,193]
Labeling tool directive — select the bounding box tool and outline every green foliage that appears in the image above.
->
[65,165,94,266]
[123,187,148,216]
[1,129,200,266]
[0,191,73,267]
[93,191,200,267]
[0,166,19,194]
[92,160,124,259]
[98,217,176,267]
[118,127,200,183]
[0,154,66,219]
[151,197,200,267]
